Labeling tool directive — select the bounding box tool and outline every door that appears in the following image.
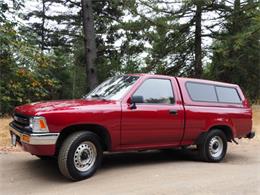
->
[121,78,185,147]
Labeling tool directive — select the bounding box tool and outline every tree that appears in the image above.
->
[0,0,68,114]
[81,0,98,90]
[61,0,125,92]
[194,1,203,78]
[123,0,215,77]
[22,0,79,99]
[208,0,260,101]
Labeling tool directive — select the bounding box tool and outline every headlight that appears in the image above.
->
[29,116,49,132]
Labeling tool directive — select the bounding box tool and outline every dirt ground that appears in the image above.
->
[0,106,259,194]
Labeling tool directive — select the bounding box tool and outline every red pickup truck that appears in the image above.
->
[10,74,255,180]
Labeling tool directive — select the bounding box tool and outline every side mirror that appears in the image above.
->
[130,95,144,109]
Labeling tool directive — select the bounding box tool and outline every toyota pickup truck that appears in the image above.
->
[9,74,255,180]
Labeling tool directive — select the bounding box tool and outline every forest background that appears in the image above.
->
[1,0,259,114]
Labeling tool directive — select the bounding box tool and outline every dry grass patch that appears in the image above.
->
[0,117,12,147]
[0,117,22,152]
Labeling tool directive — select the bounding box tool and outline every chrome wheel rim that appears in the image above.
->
[73,141,97,172]
[209,136,223,158]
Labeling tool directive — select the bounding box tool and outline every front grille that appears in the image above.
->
[12,113,32,133]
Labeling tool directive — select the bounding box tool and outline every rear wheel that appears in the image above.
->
[198,129,227,162]
[58,131,103,180]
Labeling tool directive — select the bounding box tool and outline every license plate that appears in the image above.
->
[11,133,16,146]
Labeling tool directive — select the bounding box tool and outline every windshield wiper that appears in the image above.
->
[90,94,102,98]
[89,94,108,100]
[84,94,107,100]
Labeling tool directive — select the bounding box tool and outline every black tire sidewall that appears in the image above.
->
[205,130,227,162]
[66,132,103,180]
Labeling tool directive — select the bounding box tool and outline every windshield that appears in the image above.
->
[85,75,139,100]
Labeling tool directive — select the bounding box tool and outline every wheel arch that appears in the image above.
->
[208,125,234,142]
[195,124,234,145]
[55,123,111,155]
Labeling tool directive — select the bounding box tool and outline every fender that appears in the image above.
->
[205,117,237,138]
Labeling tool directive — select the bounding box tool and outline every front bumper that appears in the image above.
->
[9,123,59,156]
[9,124,59,145]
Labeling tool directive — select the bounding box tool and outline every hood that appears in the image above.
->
[14,99,117,116]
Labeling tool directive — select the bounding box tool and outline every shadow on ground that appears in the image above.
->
[18,149,198,182]
[15,148,246,183]
[102,148,200,168]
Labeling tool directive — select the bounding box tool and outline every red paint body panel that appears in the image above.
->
[13,74,253,156]
[20,142,55,156]
[176,77,252,145]
[15,100,122,150]
[120,76,185,149]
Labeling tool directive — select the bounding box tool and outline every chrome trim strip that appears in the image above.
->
[9,125,59,145]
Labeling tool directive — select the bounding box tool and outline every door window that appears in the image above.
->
[133,79,174,104]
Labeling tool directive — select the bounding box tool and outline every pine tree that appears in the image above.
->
[73,0,125,89]
[81,0,98,90]
[209,0,260,101]
[124,0,213,77]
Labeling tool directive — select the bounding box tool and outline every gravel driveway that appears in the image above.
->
[1,140,259,195]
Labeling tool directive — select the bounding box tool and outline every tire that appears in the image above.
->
[198,129,227,162]
[58,131,103,181]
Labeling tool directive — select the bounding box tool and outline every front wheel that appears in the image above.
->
[198,129,227,162]
[58,131,103,181]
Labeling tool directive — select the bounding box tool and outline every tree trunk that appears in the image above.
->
[233,0,241,34]
[228,0,240,64]
[81,0,98,91]
[41,0,45,52]
[194,2,203,78]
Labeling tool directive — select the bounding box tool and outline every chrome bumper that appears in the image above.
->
[9,125,59,145]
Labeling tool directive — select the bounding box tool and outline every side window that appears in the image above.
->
[133,79,174,104]
[216,86,241,103]
[186,82,217,102]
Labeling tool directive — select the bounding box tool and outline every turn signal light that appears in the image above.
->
[39,119,46,129]
[22,135,30,143]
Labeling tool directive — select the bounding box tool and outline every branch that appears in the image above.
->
[64,0,81,7]
[138,0,195,17]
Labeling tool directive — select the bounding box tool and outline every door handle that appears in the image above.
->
[169,109,178,115]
